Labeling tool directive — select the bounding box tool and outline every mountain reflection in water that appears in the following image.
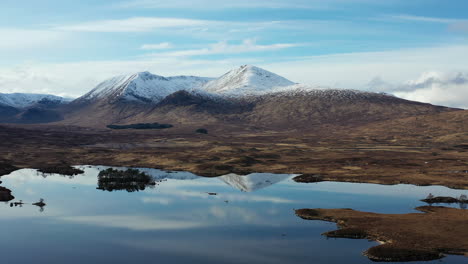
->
[0,166,466,264]
[93,166,292,193]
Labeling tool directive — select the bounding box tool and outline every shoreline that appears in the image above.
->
[2,153,468,190]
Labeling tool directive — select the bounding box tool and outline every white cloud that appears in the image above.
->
[383,14,468,35]
[141,197,172,205]
[386,14,459,24]
[140,42,172,50]
[52,17,287,38]
[115,0,395,10]
[116,0,332,9]
[0,65,91,97]
[152,188,295,204]
[364,71,468,108]
[264,44,468,89]
[59,215,206,231]
[209,206,258,222]
[0,28,68,51]
[393,72,468,109]
[152,39,300,57]
[55,17,211,32]
[365,76,393,92]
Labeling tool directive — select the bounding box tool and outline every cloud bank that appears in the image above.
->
[394,72,468,109]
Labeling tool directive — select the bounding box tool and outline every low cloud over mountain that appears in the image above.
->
[366,71,468,109]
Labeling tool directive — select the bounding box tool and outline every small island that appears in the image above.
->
[421,194,467,205]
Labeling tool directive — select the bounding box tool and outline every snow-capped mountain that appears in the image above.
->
[203,65,296,95]
[78,71,213,104]
[0,93,70,108]
[219,173,293,192]
[74,65,301,105]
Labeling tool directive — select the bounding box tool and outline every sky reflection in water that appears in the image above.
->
[0,166,466,264]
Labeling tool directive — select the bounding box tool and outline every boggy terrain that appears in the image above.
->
[296,206,468,262]
[0,110,467,189]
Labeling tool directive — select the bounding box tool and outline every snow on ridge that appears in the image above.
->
[0,93,70,108]
[258,84,399,99]
[78,71,214,103]
[203,64,296,95]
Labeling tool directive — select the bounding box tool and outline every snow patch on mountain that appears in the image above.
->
[0,93,70,108]
[79,71,213,103]
[203,65,296,95]
[255,84,399,101]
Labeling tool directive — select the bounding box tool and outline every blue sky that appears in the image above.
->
[1,0,467,107]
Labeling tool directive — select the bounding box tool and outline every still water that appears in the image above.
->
[0,166,467,264]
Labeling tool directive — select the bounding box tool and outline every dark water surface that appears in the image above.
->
[0,166,467,264]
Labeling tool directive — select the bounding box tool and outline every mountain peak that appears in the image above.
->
[135,71,168,81]
[228,64,280,78]
[239,64,265,72]
[203,65,295,95]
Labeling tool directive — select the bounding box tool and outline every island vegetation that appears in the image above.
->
[97,168,157,192]
[422,194,468,208]
[195,128,208,134]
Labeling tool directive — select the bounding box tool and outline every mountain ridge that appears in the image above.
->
[76,71,213,104]
[0,93,72,124]
[0,93,71,109]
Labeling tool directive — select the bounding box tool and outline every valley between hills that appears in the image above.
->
[1,65,467,262]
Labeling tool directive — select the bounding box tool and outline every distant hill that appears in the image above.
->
[0,93,71,124]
